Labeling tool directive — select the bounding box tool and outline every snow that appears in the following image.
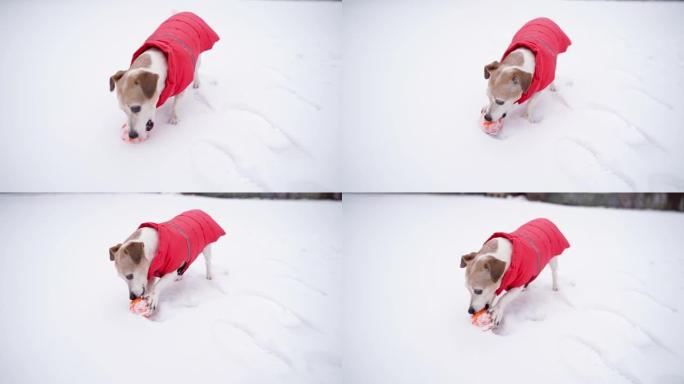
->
[0,194,341,384]
[342,0,684,192]
[0,0,340,192]
[343,194,684,384]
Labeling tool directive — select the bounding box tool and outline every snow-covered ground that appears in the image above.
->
[344,195,684,384]
[0,0,340,192]
[0,194,341,384]
[342,0,684,192]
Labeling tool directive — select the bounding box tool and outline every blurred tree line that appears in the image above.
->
[185,193,341,201]
[486,193,684,212]
[186,193,683,211]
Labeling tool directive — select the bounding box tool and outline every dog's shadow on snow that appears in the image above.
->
[149,269,229,322]
[491,285,560,336]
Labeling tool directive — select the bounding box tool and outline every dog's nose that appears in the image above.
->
[129,292,137,300]
[484,113,493,122]
[146,120,154,131]
[468,307,475,315]
[128,130,139,139]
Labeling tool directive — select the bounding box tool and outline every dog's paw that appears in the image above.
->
[206,272,214,280]
[488,305,505,327]
[193,80,201,89]
[168,114,178,125]
[524,111,542,124]
[175,274,184,282]
[144,292,159,311]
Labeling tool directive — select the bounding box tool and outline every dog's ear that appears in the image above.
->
[136,71,159,99]
[109,243,122,261]
[109,70,126,92]
[460,252,477,268]
[484,61,500,79]
[511,69,532,93]
[123,242,145,264]
[484,257,506,282]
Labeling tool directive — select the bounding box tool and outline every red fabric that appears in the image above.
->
[501,17,571,104]
[131,12,219,107]
[486,218,570,295]
[139,209,226,280]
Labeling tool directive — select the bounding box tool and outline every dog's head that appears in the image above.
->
[109,239,150,300]
[109,67,159,141]
[460,239,507,314]
[482,60,532,123]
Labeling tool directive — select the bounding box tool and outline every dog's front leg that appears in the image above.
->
[523,92,541,123]
[144,273,177,311]
[489,287,523,327]
[169,91,184,125]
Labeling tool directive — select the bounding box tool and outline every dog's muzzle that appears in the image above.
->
[468,303,489,314]
[129,286,145,300]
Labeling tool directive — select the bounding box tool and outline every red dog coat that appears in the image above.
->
[486,218,570,295]
[139,209,225,280]
[131,12,220,107]
[501,17,571,104]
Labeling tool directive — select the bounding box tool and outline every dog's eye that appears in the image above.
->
[502,113,507,118]
[126,274,134,280]
[130,105,141,113]
[495,99,504,105]
[474,289,483,295]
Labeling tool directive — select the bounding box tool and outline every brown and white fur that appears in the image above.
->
[482,47,557,124]
[460,237,559,328]
[109,48,202,141]
[108,226,214,312]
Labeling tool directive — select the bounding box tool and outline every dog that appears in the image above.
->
[482,17,571,127]
[109,12,219,142]
[109,209,226,312]
[460,218,570,327]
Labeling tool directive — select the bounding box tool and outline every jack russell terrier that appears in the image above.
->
[109,209,226,313]
[460,218,570,328]
[482,18,571,132]
[109,12,219,142]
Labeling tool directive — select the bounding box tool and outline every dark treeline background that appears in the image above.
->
[483,193,684,212]
[186,193,342,201]
[185,193,683,211]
